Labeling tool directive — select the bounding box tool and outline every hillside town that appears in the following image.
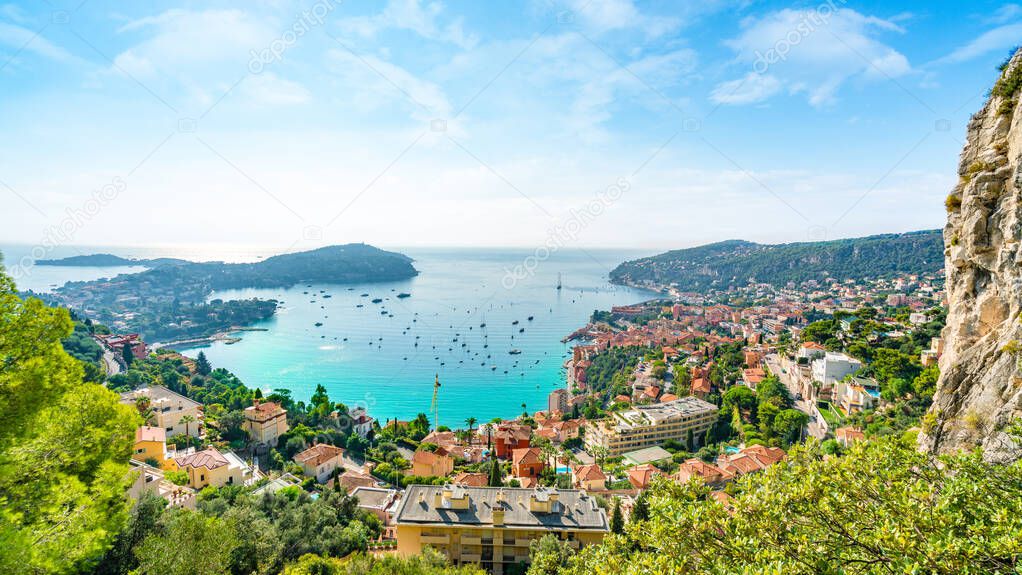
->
[108,268,946,574]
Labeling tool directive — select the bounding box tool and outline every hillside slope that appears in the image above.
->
[609,231,943,292]
[920,50,1022,462]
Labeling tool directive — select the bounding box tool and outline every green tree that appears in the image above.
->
[563,436,1022,575]
[0,269,140,573]
[609,498,624,534]
[464,417,477,444]
[773,409,809,446]
[488,456,503,487]
[134,510,238,575]
[122,343,134,367]
[195,351,212,376]
[686,428,695,451]
[93,491,167,575]
[527,534,576,575]
[631,491,650,523]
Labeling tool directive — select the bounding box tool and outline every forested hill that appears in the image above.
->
[44,244,418,341]
[609,230,943,292]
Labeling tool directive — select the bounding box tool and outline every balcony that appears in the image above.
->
[460,535,481,545]
[420,534,450,545]
[459,553,481,563]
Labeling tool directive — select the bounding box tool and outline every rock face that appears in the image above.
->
[920,51,1022,462]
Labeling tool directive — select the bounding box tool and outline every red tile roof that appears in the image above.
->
[175,447,229,470]
[512,447,543,466]
[293,443,344,467]
[574,464,606,482]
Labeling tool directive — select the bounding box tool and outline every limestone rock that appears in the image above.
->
[919,50,1022,462]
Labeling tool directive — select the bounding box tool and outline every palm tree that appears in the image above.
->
[134,397,154,424]
[464,417,477,444]
[180,415,196,448]
[521,402,527,418]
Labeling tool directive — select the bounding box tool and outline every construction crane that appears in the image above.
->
[431,373,441,431]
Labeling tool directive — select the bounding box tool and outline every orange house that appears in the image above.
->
[493,423,531,459]
[511,447,545,479]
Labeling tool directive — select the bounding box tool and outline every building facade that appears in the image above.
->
[120,385,203,438]
[584,397,718,457]
[394,485,608,575]
[243,400,289,446]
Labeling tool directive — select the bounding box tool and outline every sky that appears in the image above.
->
[0,0,1018,255]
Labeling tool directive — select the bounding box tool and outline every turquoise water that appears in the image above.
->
[0,244,656,426]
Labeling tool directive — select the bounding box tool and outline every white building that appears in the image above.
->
[812,352,863,386]
[811,352,863,401]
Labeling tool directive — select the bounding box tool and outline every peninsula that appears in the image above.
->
[43,243,418,342]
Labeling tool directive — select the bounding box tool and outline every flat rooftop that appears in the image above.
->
[611,396,717,429]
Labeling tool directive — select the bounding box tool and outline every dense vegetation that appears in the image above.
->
[610,230,943,291]
[0,266,140,573]
[548,434,1022,575]
[799,306,945,438]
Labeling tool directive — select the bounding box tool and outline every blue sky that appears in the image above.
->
[0,0,1018,252]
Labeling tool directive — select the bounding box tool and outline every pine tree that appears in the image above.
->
[687,428,695,451]
[631,492,650,523]
[488,456,503,487]
[195,351,211,375]
[610,498,624,534]
[122,343,134,367]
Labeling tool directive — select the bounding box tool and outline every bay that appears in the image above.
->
[0,244,656,427]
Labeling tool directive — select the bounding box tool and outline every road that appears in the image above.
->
[100,348,123,376]
[764,354,827,440]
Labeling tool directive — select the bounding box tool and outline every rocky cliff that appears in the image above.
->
[920,50,1022,462]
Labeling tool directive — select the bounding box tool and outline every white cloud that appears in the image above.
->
[566,0,679,38]
[710,72,781,105]
[713,8,910,107]
[0,22,75,63]
[242,72,310,105]
[935,22,1022,65]
[337,0,478,49]
[326,48,452,119]
[984,3,1022,25]
[109,9,312,110]
[0,4,30,25]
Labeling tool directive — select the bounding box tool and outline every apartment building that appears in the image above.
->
[584,397,718,457]
[394,485,608,575]
[120,385,203,438]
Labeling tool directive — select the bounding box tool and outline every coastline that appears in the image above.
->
[153,327,269,351]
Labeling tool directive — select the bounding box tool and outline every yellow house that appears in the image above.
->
[411,449,454,478]
[293,443,345,483]
[173,447,245,490]
[243,400,289,446]
[132,426,178,471]
[394,485,608,575]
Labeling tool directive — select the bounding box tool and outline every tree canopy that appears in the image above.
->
[0,266,140,573]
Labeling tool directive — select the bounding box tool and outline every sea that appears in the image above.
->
[0,244,658,427]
